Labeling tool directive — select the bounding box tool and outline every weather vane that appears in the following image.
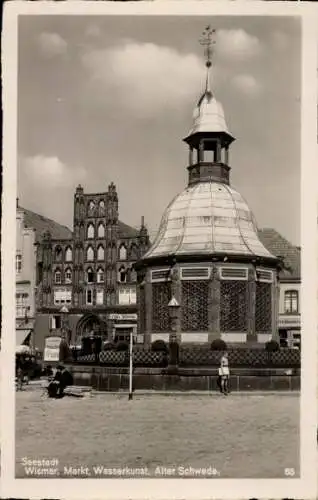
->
[199,25,216,68]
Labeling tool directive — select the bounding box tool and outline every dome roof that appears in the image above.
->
[189,91,232,137]
[143,182,276,260]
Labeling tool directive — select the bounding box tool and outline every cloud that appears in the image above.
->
[19,155,86,189]
[232,74,262,96]
[37,32,67,57]
[217,29,262,61]
[81,41,204,118]
[18,155,87,226]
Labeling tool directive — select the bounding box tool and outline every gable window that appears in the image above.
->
[87,224,95,239]
[284,290,299,314]
[54,270,62,284]
[86,289,93,305]
[118,286,137,305]
[87,268,94,284]
[88,201,95,216]
[55,247,63,262]
[99,200,105,215]
[65,247,72,262]
[97,268,104,283]
[86,246,94,261]
[119,245,127,261]
[98,223,105,238]
[65,268,72,284]
[16,254,22,273]
[96,289,104,305]
[54,288,72,305]
[97,245,105,261]
[130,244,138,260]
[118,266,126,283]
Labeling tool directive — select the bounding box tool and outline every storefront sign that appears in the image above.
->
[44,336,61,362]
[108,314,137,321]
[278,315,301,328]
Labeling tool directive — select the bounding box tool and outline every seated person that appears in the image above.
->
[47,365,73,398]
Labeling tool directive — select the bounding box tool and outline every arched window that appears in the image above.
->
[65,247,72,262]
[284,290,299,314]
[65,268,72,284]
[98,223,105,238]
[55,246,63,262]
[88,200,95,216]
[97,245,104,261]
[119,245,127,261]
[87,224,95,239]
[86,246,94,261]
[130,268,137,282]
[118,266,126,283]
[54,269,62,284]
[99,200,105,215]
[97,268,104,283]
[86,267,94,284]
[130,244,138,260]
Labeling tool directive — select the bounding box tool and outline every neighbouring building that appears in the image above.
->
[16,200,72,350]
[34,183,149,351]
[259,229,301,349]
[134,31,287,347]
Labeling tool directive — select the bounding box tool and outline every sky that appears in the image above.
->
[18,15,301,245]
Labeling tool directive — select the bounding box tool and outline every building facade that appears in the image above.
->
[16,205,37,348]
[34,183,149,350]
[134,32,282,347]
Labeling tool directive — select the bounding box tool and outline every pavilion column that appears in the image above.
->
[208,265,220,343]
[225,146,229,165]
[199,141,204,162]
[188,147,194,166]
[216,141,221,163]
[144,270,152,346]
[246,267,256,343]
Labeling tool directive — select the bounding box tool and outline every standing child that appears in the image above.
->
[219,352,230,395]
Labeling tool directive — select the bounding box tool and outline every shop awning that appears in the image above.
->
[16,329,31,347]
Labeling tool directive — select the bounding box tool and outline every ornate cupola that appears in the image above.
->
[184,27,235,186]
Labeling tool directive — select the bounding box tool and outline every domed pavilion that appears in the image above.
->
[135,28,280,347]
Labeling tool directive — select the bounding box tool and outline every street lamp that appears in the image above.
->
[168,296,180,369]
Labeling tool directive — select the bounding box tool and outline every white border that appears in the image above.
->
[2,2,318,499]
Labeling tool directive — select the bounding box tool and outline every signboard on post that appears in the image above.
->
[44,336,61,362]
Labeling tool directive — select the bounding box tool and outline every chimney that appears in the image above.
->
[141,216,145,227]
[16,197,19,208]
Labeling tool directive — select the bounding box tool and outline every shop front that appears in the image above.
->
[278,315,301,349]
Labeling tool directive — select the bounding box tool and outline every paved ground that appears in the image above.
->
[16,391,299,479]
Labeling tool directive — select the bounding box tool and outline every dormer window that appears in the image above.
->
[65,247,72,262]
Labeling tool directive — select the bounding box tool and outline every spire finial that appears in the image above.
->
[199,26,216,94]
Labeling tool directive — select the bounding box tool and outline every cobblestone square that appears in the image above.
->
[16,391,299,478]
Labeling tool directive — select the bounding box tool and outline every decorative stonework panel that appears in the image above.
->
[181,280,209,332]
[220,281,248,332]
[152,282,171,332]
[255,282,272,332]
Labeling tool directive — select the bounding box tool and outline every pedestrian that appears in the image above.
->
[219,351,230,395]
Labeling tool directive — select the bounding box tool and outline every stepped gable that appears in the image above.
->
[258,228,300,279]
[21,207,73,242]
